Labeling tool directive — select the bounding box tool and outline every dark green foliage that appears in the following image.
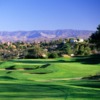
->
[48,52,59,58]
[78,45,85,55]
[76,44,91,56]
[61,43,73,55]
[26,45,43,58]
[0,34,97,60]
[89,24,100,48]
[84,46,91,55]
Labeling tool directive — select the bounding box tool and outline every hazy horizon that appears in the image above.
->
[0,28,95,32]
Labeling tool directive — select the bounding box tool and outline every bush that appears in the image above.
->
[48,52,59,58]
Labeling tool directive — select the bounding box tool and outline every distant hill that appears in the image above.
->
[0,29,94,42]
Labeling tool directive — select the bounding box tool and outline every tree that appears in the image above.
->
[26,44,43,58]
[84,46,91,55]
[89,25,100,49]
[74,44,80,54]
[78,45,85,55]
[48,52,59,58]
[62,43,73,55]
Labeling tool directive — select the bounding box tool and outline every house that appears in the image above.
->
[78,38,84,42]
[70,38,84,43]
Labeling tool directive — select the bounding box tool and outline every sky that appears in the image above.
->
[0,0,100,31]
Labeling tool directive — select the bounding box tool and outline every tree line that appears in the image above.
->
[0,25,99,60]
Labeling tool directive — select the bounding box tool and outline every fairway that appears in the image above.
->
[0,57,100,100]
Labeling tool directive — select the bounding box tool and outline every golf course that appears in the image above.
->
[0,55,100,100]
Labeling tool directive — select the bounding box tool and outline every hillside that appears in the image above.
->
[0,29,94,42]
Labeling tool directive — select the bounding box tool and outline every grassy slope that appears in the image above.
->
[0,56,99,100]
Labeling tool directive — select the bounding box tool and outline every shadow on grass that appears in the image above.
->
[12,60,67,64]
[74,54,100,64]
[66,54,100,64]
[74,83,100,88]
[0,83,100,99]
[69,79,100,88]
[0,76,16,80]
[10,54,100,65]
[5,66,16,70]
[0,84,68,100]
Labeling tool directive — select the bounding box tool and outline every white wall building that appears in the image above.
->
[78,39,84,42]
[70,38,84,43]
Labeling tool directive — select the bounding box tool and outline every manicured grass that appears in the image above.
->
[0,80,99,100]
[0,56,99,100]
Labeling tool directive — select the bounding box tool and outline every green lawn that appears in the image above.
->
[0,56,100,100]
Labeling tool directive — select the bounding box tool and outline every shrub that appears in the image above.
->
[48,52,59,58]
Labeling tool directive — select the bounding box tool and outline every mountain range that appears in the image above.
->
[0,29,94,42]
